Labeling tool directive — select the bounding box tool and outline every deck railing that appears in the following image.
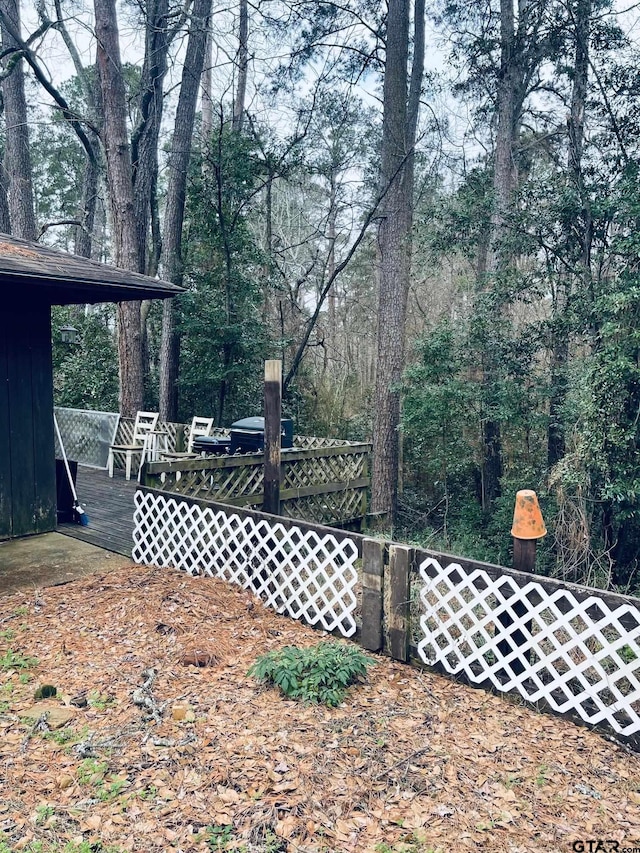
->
[54,407,120,469]
[58,413,369,526]
[141,442,370,526]
[112,417,364,454]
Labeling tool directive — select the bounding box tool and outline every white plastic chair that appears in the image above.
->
[107,411,159,480]
[160,416,214,460]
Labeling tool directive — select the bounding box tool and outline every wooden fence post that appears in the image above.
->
[359,452,369,529]
[361,538,385,651]
[497,490,546,680]
[388,544,412,662]
[263,359,282,515]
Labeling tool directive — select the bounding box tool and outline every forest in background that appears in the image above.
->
[3,0,640,593]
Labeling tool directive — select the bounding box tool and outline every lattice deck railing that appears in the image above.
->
[141,443,370,526]
[109,418,360,475]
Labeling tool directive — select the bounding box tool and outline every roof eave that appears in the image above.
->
[2,272,184,304]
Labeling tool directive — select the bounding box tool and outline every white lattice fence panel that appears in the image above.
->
[110,418,135,472]
[132,491,359,636]
[113,417,134,446]
[417,557,640,735]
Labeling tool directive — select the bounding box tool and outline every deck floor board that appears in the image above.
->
[58,466,137,557]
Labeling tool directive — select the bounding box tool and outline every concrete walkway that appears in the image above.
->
[0,533,132,598]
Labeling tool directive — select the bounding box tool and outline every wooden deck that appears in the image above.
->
[58,466,137,557]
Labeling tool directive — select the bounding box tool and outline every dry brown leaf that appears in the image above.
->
[1,564,639,853]
[179,649,218,667]
[275,815,297,838]
[272,778,299,792]
[79,814,102,832]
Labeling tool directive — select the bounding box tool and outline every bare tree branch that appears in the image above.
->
[0,9,99,163]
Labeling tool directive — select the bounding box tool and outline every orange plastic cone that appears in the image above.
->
[511,489,547,539]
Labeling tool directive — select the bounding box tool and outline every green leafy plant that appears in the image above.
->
[265,831,286,852]
[535,763,549,786]
[0,648,39,670]
[76,758,128,803]
[205,824,235,850]
[34,804,55,825]
[248,642,374,707]
[43,724,89,747]
[87,690,113,710]
[135,784,158,800]
[619,644,638,664]
[98,778,128,802]
[77,757,109,787]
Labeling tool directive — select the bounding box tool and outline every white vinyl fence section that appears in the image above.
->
[130,484,640,744]
[416,557,640,736]
[132,490,359,636]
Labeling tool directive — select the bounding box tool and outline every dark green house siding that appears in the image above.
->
[0,297,56,539]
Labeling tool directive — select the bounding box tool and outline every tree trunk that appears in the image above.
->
[91,184,106,261]
[263,168,274,320]
[158,0,211,421]
[0,155,12,233]
[547,0,591,468]
[327,169,337,349]
[74,140,101,258]
[94,0,144,416]
[201,26,213,141]
[0,0,36,240]
[478,0,520,508]
[131,0,170,274]
[370,0,424,526]
[232,0,248,133]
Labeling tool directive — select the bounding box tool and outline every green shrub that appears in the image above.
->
[248,641,374,707]
[0,649,38,670]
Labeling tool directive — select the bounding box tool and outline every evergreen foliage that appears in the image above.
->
[248,642,374,706]
[177,127,272,425]
[52,307,119,411]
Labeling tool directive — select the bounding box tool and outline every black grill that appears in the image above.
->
[191,436,231,456]
[229,417,294,454]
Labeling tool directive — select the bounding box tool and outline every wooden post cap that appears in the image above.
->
[511,489,547,539]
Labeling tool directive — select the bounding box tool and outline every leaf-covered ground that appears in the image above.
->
[0,564,639,853]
